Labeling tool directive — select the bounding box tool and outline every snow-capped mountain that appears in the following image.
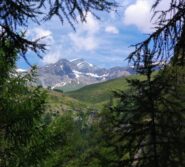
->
[37,58,133,90]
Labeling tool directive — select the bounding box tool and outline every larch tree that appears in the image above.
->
[99,0,185,166]
[0,0,117,166]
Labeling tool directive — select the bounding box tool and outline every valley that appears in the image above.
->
[48,74,143,112]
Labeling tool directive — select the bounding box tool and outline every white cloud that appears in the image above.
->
[43,51,61,64]
[123,0,171,33]
[27,27,54,45]
[69,34,98,51]
[105,26,119,34]
[123,0,153,33]
[82,13,100,34]
[69,12,100,51]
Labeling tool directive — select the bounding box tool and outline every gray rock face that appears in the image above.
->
[37,58,133,89]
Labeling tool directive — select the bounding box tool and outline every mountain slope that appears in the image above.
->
[46,90,87,114]
[65,75,143,105]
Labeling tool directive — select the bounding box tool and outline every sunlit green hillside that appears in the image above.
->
[46,90,87,114]
[65,75,143,105]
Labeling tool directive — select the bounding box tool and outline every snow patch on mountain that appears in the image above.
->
[85,72,109,78]
[52,82,66,89]
[88,63,93,67]
[70,58,81,62]
[73,70,82,78]
[77,62,84,67]
[60,65,64,70]
[37,58,133,90]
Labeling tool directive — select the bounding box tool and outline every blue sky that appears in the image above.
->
[17,0,170,69]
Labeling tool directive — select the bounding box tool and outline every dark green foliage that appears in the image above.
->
[105,0,185,166]
[41,110,100,167]
[0,49,42,166]
[99,64,185,167]
[0,0,117,166]
[2,0,185,166]
[0,42,64,167]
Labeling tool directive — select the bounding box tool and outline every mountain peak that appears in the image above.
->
[38,58,132,91]
[70,58,85,63]
[55,59,69,64]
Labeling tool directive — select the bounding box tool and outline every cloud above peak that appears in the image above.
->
[43,51,61,64]
[82,12,100,34]
[28,27,54,45]
[69,34,98,51]
[19,1,172,69]
[69,12,100,51]
[123,0,171,33]
[123,0,153,33]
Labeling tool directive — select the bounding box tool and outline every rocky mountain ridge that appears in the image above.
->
[31,58,134,90]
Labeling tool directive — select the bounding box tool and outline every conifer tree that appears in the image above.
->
[0,1,117,166]
[100,53,185,167]
[99,0,185,166]
[129,0,185,66]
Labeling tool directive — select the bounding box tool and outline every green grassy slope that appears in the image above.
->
[46,90,87,114]
[65,75,143,105]
[54,83,85,92]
